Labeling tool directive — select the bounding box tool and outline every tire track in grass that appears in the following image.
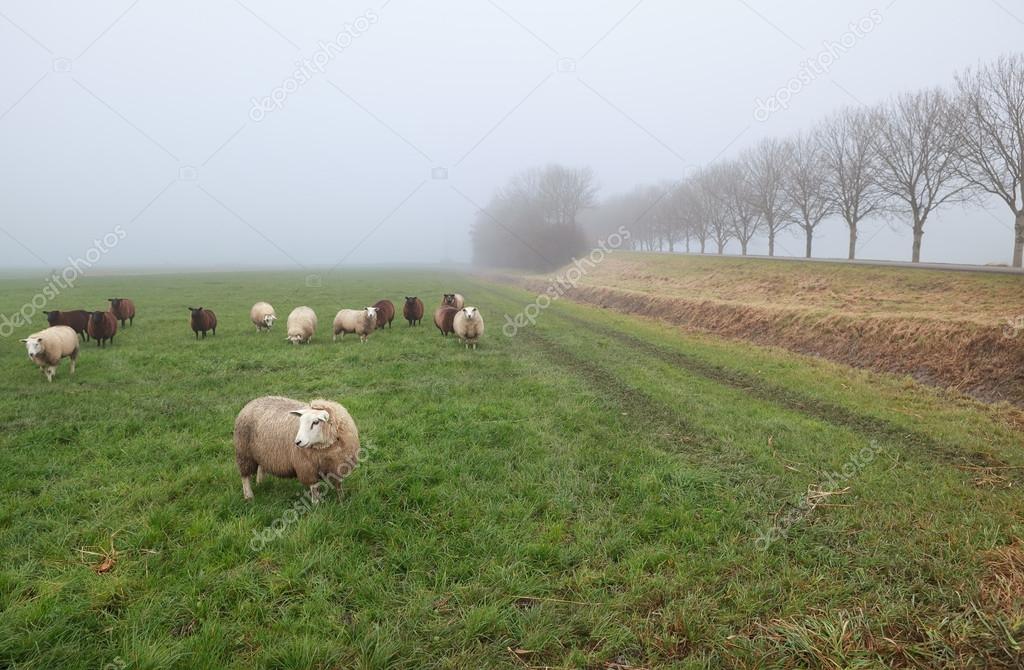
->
[481,276,1015,476]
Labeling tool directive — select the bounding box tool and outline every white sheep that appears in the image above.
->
[453,306,484,349]
[22,325,79,382]
[333,307,378,343]
[285,306,317,344]
[250,302,277,332]
[233,396,361,502]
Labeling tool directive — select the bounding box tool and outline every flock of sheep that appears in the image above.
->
[21,290,485,500]
[21,292,485,384]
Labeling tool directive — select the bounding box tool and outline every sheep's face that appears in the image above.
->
[366,307,378,319]
[405,296,417,304]
[263,314,277,327]
[109,298,122,308]
[289,409,331,448]
[462,306,478,320]
[443,294,455,306]
[22,337,43,358]
[44,311,60,326]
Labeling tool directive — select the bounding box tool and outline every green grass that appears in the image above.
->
[0,270,1021,669]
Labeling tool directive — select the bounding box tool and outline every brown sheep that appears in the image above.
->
[86,311,118,347]
[433,306,458,337]
[234,396,361,502]
[442,293,465,309]
[189,307,217,339]
[403,296,424,326]
[22,325,79,382]
[43,309,91,341]
[372,300,395,329]
[107,298,136,327]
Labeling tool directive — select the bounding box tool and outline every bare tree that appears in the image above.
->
[784,130,834,258]
[720,160,761,255]
[874,89,971,263]
[744,138,794,256]
[954,54,1024,267]
[677,176,710,253]
[819,107,886,260]
[697,166,733,254]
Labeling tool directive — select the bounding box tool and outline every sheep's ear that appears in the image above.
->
[19,338,28,343]
[289,410,304,416]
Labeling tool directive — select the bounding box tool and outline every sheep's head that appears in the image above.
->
[443,293,456,306]
[289,408,331,448]
[21,336,43,357]
[43,311,60,326]
[405,296,418,304]
[461,306,479,320]
[263,314,277,327]
[108,298,122,308]
[90,311,107,324]
[188,307,203,318]
[366,306,379,320]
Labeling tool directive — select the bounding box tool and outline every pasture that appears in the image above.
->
[0,269,1022,669]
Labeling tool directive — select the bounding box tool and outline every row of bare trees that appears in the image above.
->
[587,54,1024,266]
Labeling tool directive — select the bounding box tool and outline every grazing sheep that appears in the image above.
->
[107,298,135,327]
[442,293,465,309]
[233,396,361,502]
[403,296,424,326]
[372,300,395,329]
[189,307,217,339]
[453,306,485,349]
[43,309,90,341]
[250,302,278,332]
[286,306,317,344]
[87,311,118,347]
[22,325,79,382]
[333,307,378,343]
[433,306,458,337]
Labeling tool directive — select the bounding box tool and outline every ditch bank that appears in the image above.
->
[494,276,1024,408]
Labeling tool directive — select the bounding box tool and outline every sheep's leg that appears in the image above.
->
[242,476,254,500]
[256,465,265,484]
[45,366,55,382]
[309,484,323,504]
[70,350,78,374]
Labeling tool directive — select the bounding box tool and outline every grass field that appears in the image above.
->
[1,269,1023,669]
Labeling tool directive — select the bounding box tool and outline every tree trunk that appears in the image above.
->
[717,240,725,255]
[700,239,706,254]
[847,221,857,260]
[1014,211,1024,268]
[741,240,749,256]
[911,222,924,263]
[805,228,813,258]
[767,231,775,257]
[668,239,674,253]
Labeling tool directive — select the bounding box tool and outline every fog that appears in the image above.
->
[1,0,1021,271]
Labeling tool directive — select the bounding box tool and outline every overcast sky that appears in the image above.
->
[1,0,1021,271]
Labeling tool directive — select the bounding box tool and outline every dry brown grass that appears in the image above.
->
[500,253,1024,406]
